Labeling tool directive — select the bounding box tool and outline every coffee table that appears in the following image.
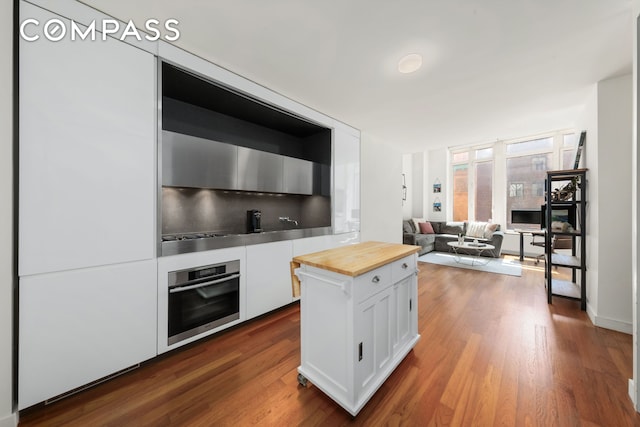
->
[447,241,496,266]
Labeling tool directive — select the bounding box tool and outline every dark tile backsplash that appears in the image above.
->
[162,187,331,235]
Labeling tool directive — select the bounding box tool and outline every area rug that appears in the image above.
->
[418,252,522,277]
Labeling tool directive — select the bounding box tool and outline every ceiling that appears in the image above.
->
[81,0,633,153]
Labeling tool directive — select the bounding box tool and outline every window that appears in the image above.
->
[451,147,493,222]
[562,133,577,169]
[475,160,493,221]
[448,130,571,230]
[452,163,468,221]
[505,137,553,230]
[509,183,524,197]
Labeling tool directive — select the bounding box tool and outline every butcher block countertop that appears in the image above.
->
[292,241,420,277]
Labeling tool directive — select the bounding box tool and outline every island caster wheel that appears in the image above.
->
[297,373,308,387]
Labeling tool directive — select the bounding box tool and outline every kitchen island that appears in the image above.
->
[292,241,420,416]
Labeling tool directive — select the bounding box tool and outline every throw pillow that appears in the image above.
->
[403,220,415,234]
[411,217,426,233]
[484,222,498,239]
[466,221,487,239]
[418,222,435,234]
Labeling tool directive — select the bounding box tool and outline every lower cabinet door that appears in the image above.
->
[18,260,157,409]
[355,288,393,395]
[393,276,413,353]
[245,240,293,319]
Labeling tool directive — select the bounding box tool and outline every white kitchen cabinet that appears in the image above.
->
[246,240,294,319]
[292,235,332,257]
[333,127,360,234]
[18,260,157,410]
[19,2,156,276]
[293,243,419,416]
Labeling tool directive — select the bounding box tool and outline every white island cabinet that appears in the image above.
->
[293,242,420,416]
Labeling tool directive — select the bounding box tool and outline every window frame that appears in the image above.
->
[449,129,576,230]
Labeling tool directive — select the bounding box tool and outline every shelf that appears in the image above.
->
[551,254,581,268]
[545,168,587,310]
[549,230,582,236]
[547,168,588,178]
[549,200,584,205]
[550,279,581,299]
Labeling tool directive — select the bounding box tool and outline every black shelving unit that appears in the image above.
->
[545,168,588,310]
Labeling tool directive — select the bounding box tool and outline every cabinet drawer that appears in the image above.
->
[391,254,416,282]
[354,265,391,302]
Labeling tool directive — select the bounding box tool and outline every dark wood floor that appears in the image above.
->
[19,257,639,426]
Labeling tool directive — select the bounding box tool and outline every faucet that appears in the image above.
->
[279,216,298,227]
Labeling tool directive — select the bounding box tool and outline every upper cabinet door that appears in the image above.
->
[283,157,313,195]
[19,3,156,276]
[333,128,360,234]
[237,147,284,193]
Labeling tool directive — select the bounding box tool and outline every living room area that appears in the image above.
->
[400,84,633,332]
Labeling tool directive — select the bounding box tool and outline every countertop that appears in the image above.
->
[292,241,420,277]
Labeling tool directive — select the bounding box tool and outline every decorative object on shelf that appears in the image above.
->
[551,176,578,201]
[402,174,407,205]
[433,178,441,193]
[433,197,442,212]
[573,130,586,169]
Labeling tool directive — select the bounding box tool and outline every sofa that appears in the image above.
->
[402,219,504,258]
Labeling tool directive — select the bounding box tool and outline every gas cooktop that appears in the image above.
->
[161,232,227,242]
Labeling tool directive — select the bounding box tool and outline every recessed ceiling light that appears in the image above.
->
[398,53,422,74]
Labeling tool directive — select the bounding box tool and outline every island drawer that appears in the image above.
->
[354,264,391,303]
[391,254,416,282]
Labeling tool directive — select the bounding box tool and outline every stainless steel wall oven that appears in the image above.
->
[167,260,240,346]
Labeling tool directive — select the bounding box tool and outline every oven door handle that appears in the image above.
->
[169,274,241,293]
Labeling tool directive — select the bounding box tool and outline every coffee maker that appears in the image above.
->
[246,209,263,233]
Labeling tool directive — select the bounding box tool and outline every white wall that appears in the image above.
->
[0,0,15,425]
[578,85,600,316]
[577,74,634,333]
[401,154,413,219]
[596,74,633,329]
[632,0,640,409]
[360,133,403,243]
[411,152,424,218]
[427,148,447,222]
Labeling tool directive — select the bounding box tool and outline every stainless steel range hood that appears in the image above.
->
[162,130,316,195]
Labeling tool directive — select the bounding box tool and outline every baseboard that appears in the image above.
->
[0,411,18,427]
[629,379,636,409]
[586,304,633,334]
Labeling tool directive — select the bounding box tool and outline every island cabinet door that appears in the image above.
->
[354,287,393,395]
[393,276,413,354]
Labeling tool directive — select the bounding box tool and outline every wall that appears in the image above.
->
[633,0,640,409]
[401,154,413,219]
[360,133,403,243]
[596,74,633,329]
[162,188,330,234]
[0,0,15,424]
[411,152,424,218]
[577,74,633,333]
[427,148,447,222]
